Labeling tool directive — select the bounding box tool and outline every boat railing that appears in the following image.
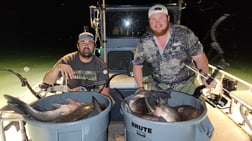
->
[208,64,252,135]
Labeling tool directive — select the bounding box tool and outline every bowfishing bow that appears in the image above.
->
[0,68,43,99]
[186,14,231,100]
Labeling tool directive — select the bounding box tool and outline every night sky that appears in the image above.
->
[0,0,250,56]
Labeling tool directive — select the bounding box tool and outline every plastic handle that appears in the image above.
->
[206,69,219,84]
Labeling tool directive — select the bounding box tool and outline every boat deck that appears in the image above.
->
[1,74,252,141]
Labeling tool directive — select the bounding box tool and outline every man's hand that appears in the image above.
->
[135,87,144,94]
[56,64,75,79]
[43,64,74,85]
[201,77,217,89]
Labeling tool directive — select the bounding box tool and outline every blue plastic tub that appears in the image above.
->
[121,90,214,141]
[25,92,112,141]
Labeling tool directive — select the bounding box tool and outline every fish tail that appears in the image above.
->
[4,94,31,115]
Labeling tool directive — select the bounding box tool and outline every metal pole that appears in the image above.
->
[177,0,183,25]
[102,0,107,63]
[0,120,6,141]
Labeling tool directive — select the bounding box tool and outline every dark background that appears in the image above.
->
[0,0,250,59]
[1,0,251,110]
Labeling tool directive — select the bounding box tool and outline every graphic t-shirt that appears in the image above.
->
[56,51,109,89]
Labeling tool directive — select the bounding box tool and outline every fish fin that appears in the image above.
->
[92,96,104,113]
[157,116,168,122]
[157,96,167,105]
[4,95,25,105]
[50,99,77,109]
[51,103,62,108]
[4,94,31,115]
[32,105,47,112]
[6,104,26,114]
[64,98,76,104]
[124,101,133,113]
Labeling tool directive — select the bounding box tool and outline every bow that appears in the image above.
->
[189,14,231,99]
[0,68,42,99]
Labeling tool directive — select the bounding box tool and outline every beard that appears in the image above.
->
[151,24,169,36]
[79,48,93,58]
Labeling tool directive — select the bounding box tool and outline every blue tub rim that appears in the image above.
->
[24,91,112,126]
[121,90,208,125]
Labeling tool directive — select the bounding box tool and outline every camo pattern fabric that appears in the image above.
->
[133,24,204,84]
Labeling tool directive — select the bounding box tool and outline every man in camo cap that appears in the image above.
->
[133,4,216,94]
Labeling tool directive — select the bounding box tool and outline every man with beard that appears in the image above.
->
[42,31,109,95]
[133,4,215,95]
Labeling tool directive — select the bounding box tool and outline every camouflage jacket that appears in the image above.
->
[133,24,204,84]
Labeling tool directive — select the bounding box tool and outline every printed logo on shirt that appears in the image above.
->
[73,70,97,81]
